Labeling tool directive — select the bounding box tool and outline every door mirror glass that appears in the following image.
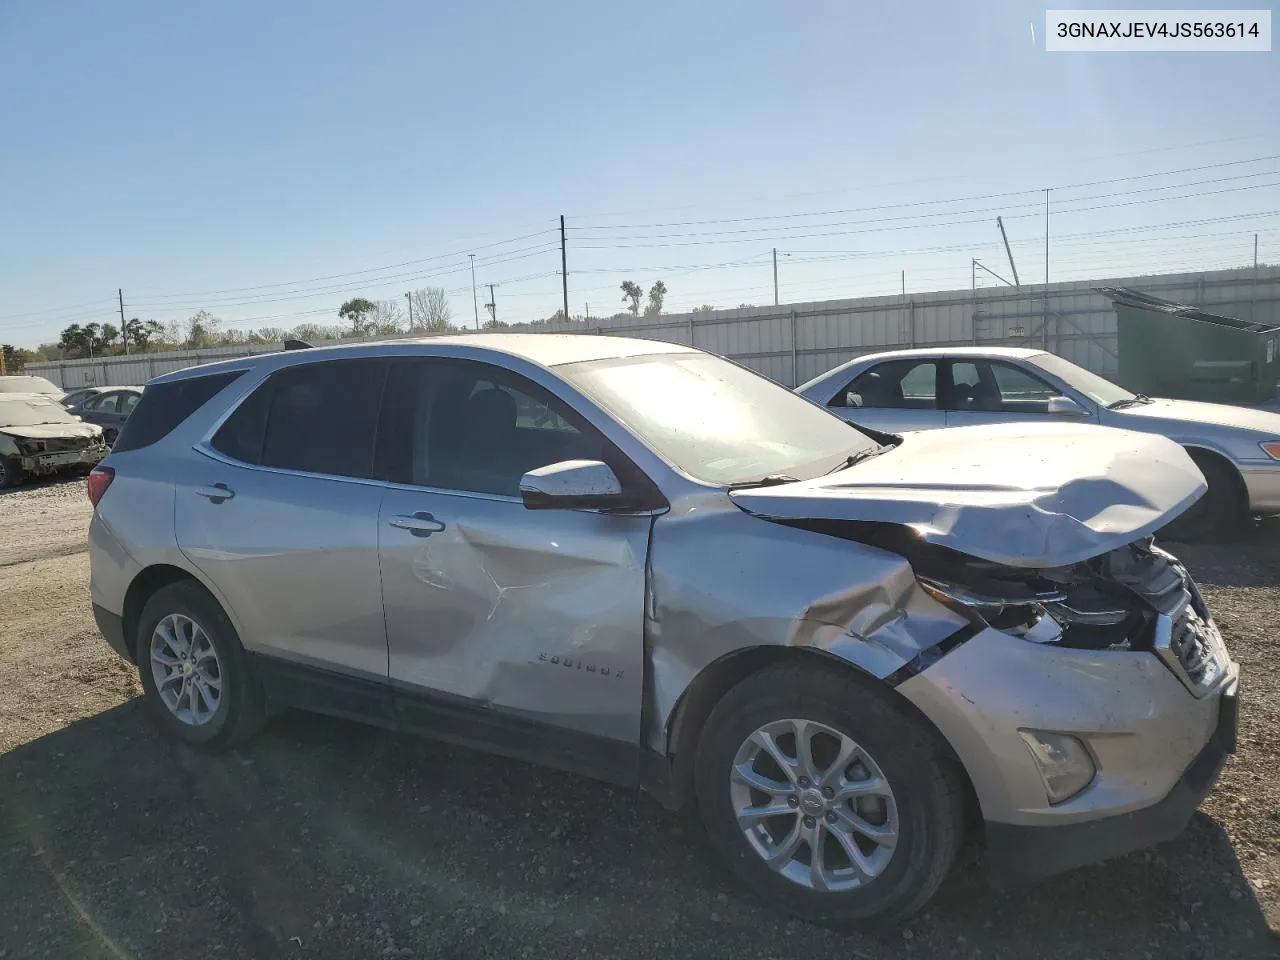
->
[520,460,625,510]
[1047,395,1086,416]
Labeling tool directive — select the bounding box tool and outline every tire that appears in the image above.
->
[135,580,265,749]
[0,456,25,489]
[1161,451,1244,542]
[694,662,965,926]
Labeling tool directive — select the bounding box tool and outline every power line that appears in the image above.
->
[126,244,560,311]
[571,154,1280,232]
[567,133,1272,220]
[129,228,559,301]
[574,170,1280,245]
[577,182,1280,250]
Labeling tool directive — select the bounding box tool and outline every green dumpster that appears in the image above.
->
[1100,287,1280,404]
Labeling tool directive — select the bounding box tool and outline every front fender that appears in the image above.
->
[642,494,969,753]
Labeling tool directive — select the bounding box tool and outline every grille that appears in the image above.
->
[1153,590,1228,697]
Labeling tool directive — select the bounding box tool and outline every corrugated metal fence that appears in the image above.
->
[27,266,1280,389]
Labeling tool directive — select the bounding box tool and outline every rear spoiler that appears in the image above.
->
[283,339,314,351]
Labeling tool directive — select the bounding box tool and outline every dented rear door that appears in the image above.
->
[375,358,651,750]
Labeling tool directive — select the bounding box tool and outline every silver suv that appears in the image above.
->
[88,335,1239,924]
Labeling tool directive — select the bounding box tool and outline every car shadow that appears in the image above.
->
[1,703,1276,959]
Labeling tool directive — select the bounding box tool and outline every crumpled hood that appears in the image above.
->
[1114,397,1280,436]
[0,422,103,441]
[730,422,1206,568]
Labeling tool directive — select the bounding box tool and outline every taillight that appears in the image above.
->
[86,466,115,507]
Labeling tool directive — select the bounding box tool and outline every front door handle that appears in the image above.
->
[389,512,446,537]
[194,483,235,502]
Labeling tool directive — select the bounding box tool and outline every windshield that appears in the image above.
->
[558,352,876,485]
[1025,353,1136,408]
[0,397,78,427]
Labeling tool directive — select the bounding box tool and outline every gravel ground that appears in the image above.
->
[1,477,1278,959]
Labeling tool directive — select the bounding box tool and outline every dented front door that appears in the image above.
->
[378,487,652,745]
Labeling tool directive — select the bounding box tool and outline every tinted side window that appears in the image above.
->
[942,361,985,410]
[839,360,937,410]
[254,360,387,478]
[113,372,245,453]
[375,360,608,496]
[87,393,117,413]
[211,379,271,464]
[991,362,1057,412]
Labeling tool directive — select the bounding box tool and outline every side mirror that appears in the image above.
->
[520,460,626,511]
[1047,395,1087,417]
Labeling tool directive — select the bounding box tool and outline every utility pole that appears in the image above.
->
[1043,188,1050,350]
[469,254,479,330]
[901,270,905,300]
[405,292,413,330]
[485,284,498,325]
[773,248,779,306]
[118,288,128,354]
[585,302,589,320]
[560,215,570,321]
[997,216,1020,286]
[971,258,976,294]
[1252,232,1260,321]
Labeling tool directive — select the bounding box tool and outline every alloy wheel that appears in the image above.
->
[729,718,898,892]
[149,613,223,726]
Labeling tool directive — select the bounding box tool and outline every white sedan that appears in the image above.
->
[797,346,1280,538]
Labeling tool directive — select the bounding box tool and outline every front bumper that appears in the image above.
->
[93,603,132,663]
[1240,461,1280,514]
[985,677,1237,882]
[20,443,108,475]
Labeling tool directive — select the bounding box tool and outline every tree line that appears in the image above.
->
[6,286,455,368]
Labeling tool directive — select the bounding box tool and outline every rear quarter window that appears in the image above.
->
[112,372,245,453]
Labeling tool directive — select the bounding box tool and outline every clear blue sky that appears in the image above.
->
[1,0,1277,346]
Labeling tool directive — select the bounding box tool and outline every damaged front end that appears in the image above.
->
[8,432,110,476]
[898,530,1229,697]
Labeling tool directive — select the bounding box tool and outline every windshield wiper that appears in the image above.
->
[1107,394,1152,410]
[823,444,889,476]
[727,474,799,490]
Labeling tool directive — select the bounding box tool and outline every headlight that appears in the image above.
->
[1018,730,1097,804]
[918,577,1065,643]
[1260,441,1280,460]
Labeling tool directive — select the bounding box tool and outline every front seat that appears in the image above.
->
[970,381,1001,411]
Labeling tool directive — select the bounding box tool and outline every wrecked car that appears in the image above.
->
[0,374,63,397]
[0,394,109,487]
[87,335,1238,924]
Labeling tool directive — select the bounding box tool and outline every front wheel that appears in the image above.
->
[136,580,265,749]
[0,456,26,489]
[694,662,965,925]
[1161,452,1244,542]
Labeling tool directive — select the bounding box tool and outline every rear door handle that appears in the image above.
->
[194,483,235,502]
[389,512,446,536]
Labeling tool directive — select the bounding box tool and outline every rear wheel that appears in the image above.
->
[136,580,265,748]
[1162,451,1244,542]
[694,662,965,925]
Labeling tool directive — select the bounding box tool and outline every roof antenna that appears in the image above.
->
[283,339,314,351]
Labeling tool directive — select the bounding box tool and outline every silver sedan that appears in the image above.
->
[798,346,1280,537]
